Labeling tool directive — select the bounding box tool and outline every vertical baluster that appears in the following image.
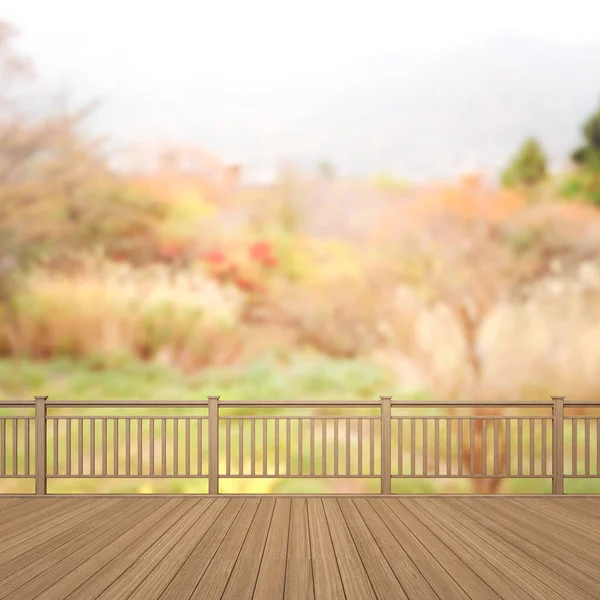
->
[263,418,267,476]
[309,418,315,476]
[126,419,131,476]
[518,419,523,476]
[239,419,244,476]
[323,419,328,476]
[529,418,535,476]
[14,419,20,476]
[411,419,416,475]
[506,418,511,476]
[542,418,547,476]
[470,419,475,475]
[434,418,439,476]
[250,419,255,476]
[423,418,428,476]
[370,418,375,476]
[162,418,167,476]
[346,419,351,476]
[198,418,203,476]
[114,419,118,476]
[457,418,462,476]
[585,418,590,477]
[286,419,290,476]
[0,418,4,476]
[298,419,303,476]
[398,418,403,475]
[572,419,577,476]
[275,419,280,476]
[150,419,155,476]
[137,418,142,476]
[91,418,97,476]
[185,418,191,476]
[358,419,363,476]
[78,419,83,476]
[174,419,179,476]
[102,418,107,476]
[494,419,499,475]
[226,419,231,476]
[482,418,487,476]
[334,419,339,476]
[25,418,31,476]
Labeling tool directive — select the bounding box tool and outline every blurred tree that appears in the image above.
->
[564,101,600,205]
[501,137,548,188]
[401,178,592,493]
[0,19,168,280]
[316,160,335,180]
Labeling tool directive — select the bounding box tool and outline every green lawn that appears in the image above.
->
[1,353,599,495]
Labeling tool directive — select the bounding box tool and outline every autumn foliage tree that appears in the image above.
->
[0,20,169,286]
[402,175,556,493]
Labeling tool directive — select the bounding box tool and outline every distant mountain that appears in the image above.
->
[94,35,600,183]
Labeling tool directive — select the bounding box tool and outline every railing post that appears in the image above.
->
[34,395,48,495]
[380,396,392,495]
[552,395,565,495]
[208,396,219,495]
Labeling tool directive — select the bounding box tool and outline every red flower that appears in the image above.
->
[161,244,181,259]
[249,241,278,267]
[234,276,263,292]
[203,249,226,264]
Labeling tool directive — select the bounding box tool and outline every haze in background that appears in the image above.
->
[3,0,600,181]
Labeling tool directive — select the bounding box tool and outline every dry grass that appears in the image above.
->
[0,260,246,370]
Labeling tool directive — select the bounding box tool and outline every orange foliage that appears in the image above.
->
[408,174,526,226]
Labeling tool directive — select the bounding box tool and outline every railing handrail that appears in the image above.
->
[3,399,600,407]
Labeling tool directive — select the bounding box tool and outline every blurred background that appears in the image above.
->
[1,0,600,494]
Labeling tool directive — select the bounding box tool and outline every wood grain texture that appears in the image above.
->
[0,498,597,599]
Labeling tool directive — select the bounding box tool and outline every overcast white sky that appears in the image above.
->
[3,0,600,91]
[3,0,600,179]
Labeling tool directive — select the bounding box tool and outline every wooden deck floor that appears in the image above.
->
[0,497,598,599]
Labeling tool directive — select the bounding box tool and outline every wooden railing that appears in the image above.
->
[0,396,599,495]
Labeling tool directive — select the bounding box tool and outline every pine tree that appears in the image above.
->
[501,137,547,188]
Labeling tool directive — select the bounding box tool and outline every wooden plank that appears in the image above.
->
[367,499,469,600]
[352,499,438,600]
[381,499,500,600]
[158,499,259,600]
[479,499,600,566]
[0,498,108,567]
[321,498,377,599]
[220,498,276,599]
[0,498,76,539]
[447,498,600,597]
[21,499,180,600]
[407,498,570,600]
[285,498,315,600]
[0,498,36,515]
[552,498,600,520]
[306,497,345,599]
[0,498,69,530]
[518,498,600,538]
[101,499,229,600]
[253,498,291,600]
[63,499,200,600]
[336,498,408,600]
[0,499,154,600]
